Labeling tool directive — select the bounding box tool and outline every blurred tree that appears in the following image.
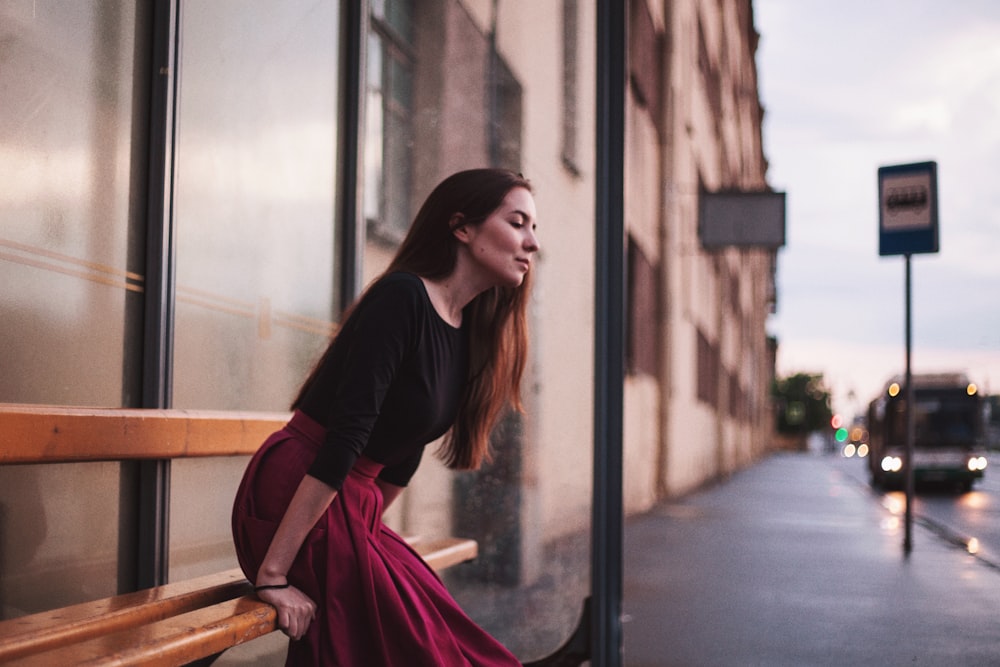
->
[772,372,833,435]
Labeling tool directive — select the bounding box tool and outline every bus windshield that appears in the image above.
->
[888,392,981,449]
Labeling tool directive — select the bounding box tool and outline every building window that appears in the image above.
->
[560,0,579,175]
[365,0,415,243]
[627,236,659,377]
[489,45,524,171]
[729,372,744,419]
[696,327,719,407]
[628,0,663,137]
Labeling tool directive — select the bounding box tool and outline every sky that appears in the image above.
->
[753,0,1000,419]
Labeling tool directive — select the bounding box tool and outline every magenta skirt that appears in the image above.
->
[232,411,520,666]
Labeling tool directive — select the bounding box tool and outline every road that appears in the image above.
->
[834,452,1000,568]
[622,451,1000,666]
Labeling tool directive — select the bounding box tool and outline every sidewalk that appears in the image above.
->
[623,452,1000,666]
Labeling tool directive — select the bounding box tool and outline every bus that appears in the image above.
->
[867,373,988,492]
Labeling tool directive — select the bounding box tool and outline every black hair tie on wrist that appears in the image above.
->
[254,583,291,592]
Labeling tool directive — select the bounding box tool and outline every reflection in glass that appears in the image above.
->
[0,2,142,407]
[172,0,341,413]
[170,0,342,592]
[0,2,141,617]
[0,462,121,618]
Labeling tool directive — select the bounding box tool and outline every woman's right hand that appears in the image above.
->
[252,476,336,641]
[255,583,317,641]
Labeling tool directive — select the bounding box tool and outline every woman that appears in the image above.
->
[232,168,539,665]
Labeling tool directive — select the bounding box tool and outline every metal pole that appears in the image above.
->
[593,0,626,664]
[904,253,914,554]
[136,0,182,590]
[339,0,365,308]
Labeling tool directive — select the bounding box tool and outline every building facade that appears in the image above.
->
[624,0,778,508]
[0,0,777,661]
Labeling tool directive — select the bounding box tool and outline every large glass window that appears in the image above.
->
[0,2,145,616]
[169,0,342,583]
[172,0,341,414]
[0,3,144,408]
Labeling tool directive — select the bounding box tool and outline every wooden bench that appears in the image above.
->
[0,406,479,665]
[0,537,477,666]
[0,405,291,463]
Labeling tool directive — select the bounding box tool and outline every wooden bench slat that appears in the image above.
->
[4,596,275,667]
[0,569,250,662]
[414,537,478,571]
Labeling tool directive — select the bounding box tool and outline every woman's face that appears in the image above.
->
[459,186,540,288]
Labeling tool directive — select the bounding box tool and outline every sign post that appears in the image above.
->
[878,160,939,554]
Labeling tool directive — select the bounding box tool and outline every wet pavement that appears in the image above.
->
[623,452,1000,666]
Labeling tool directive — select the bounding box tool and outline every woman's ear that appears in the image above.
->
[450,213,470,243]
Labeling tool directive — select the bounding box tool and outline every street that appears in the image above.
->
[836,452,1000,570]
[622,451,1000,666]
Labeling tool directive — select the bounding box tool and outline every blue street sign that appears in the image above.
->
[878,161,939,256]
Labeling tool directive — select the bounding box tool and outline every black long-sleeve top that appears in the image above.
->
[299,272,469,490]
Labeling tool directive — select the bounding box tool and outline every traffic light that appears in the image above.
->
[831,414,848,443]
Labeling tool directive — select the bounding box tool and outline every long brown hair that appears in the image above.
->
[293,168,534,470]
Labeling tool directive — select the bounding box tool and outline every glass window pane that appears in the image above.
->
[172,0,341,413]
[388,51,413,108]
[384,0,413,42]
[169,0,342,591]
[366,4,414,241]
[0,462,122,617]
[0,2,142,407]
[0,2,142,617]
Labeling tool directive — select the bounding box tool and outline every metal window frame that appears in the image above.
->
[135,0,182,590]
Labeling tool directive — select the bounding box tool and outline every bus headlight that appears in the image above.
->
[881,456,903,473]
[967,456,988,472]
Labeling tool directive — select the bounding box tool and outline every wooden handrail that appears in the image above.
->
[0,405,289,464]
